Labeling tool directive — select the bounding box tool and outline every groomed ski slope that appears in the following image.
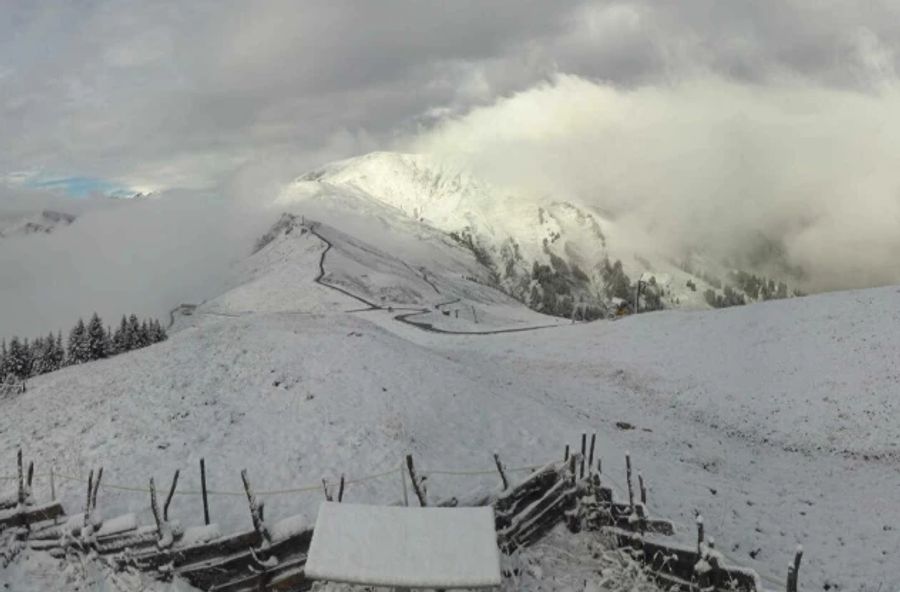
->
[1,209,898,591]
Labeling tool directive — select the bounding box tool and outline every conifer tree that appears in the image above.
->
[106,326,116,356]
[30,336,46,376]
[50,332,65,371]
[127,314,142,349]
[67,318,89,365]
[86,313,108,360]
[21,338,32,378]
[114,316,129,353]
[41,332,56,374]
[140,319,150,347]
[6,337,28,379]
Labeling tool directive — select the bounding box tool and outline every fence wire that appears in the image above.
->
[0,461,548,499]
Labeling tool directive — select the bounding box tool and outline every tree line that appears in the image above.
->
[1,313,167,384]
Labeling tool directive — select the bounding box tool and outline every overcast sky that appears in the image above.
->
[2,1,900,336]
[3,0,899,194]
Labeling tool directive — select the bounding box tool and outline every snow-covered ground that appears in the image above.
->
[2,196,898,590]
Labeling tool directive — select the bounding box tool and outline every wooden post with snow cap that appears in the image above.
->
[149,476,175,549]
[787,545,803,592]
[200,458,210,525]
[696,514,704,555]
[241,469,271,545]
[638,473,647,505]
[564,444,569,462]
[149,477,163,539]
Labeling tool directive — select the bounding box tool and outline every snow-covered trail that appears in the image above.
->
[307,222,565,336]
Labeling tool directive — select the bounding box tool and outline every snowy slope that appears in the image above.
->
[294,151,733,312]
[2,203,898,590]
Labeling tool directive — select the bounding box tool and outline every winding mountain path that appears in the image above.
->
[306,223,566,336]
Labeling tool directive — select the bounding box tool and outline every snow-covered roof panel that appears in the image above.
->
[304,502,502,588]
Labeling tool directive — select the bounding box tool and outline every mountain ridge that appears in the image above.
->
[289,151,801,317]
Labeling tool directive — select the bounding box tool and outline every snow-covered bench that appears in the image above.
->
[305,502,502,590]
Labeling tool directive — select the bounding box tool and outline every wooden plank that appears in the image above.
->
[207,556,310,592]
[0,501,64,530]
[605,527,760,592]
[132,528,260,570]
[180,530,312,591]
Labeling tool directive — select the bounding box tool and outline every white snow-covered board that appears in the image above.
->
[304,502,501,588]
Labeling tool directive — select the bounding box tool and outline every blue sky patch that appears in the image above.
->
[26,175,134,198]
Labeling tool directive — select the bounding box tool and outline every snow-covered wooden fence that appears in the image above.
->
[0,380,25,397]
[1,445,804,592]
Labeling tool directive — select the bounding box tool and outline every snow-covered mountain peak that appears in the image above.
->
[286,151,806,317]
[295,151,496,225]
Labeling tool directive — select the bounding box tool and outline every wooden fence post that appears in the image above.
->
[84,469,94,525]
[200,458,210,525]
[26,461,34,493]
[588,434,596,474]
[625,452,634,510]
[149,477,162,532]
[241,469,271,544]
[17,449,24,505]
[50,466,56,501]
[567,454,577,484]
[163,470,179,521]
[405,454,427,507]
[564,444,569,462]
[696,514,704,555]
[338,474,345,502]
[580,434,586,479]
[638,473,647,505]
[493,453,509,490]
[400,460,409,506]
[787,545,803,592]
[91,467,103,513]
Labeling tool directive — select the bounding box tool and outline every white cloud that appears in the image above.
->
[411,75,900,291]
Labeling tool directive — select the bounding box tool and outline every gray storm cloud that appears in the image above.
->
[412,75,900,292]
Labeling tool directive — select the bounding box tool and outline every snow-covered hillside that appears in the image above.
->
[2,201,898,590]
[292,151,794,316]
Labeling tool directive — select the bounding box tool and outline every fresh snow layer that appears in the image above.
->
[2,205,898,591]
[305,502,501,588]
